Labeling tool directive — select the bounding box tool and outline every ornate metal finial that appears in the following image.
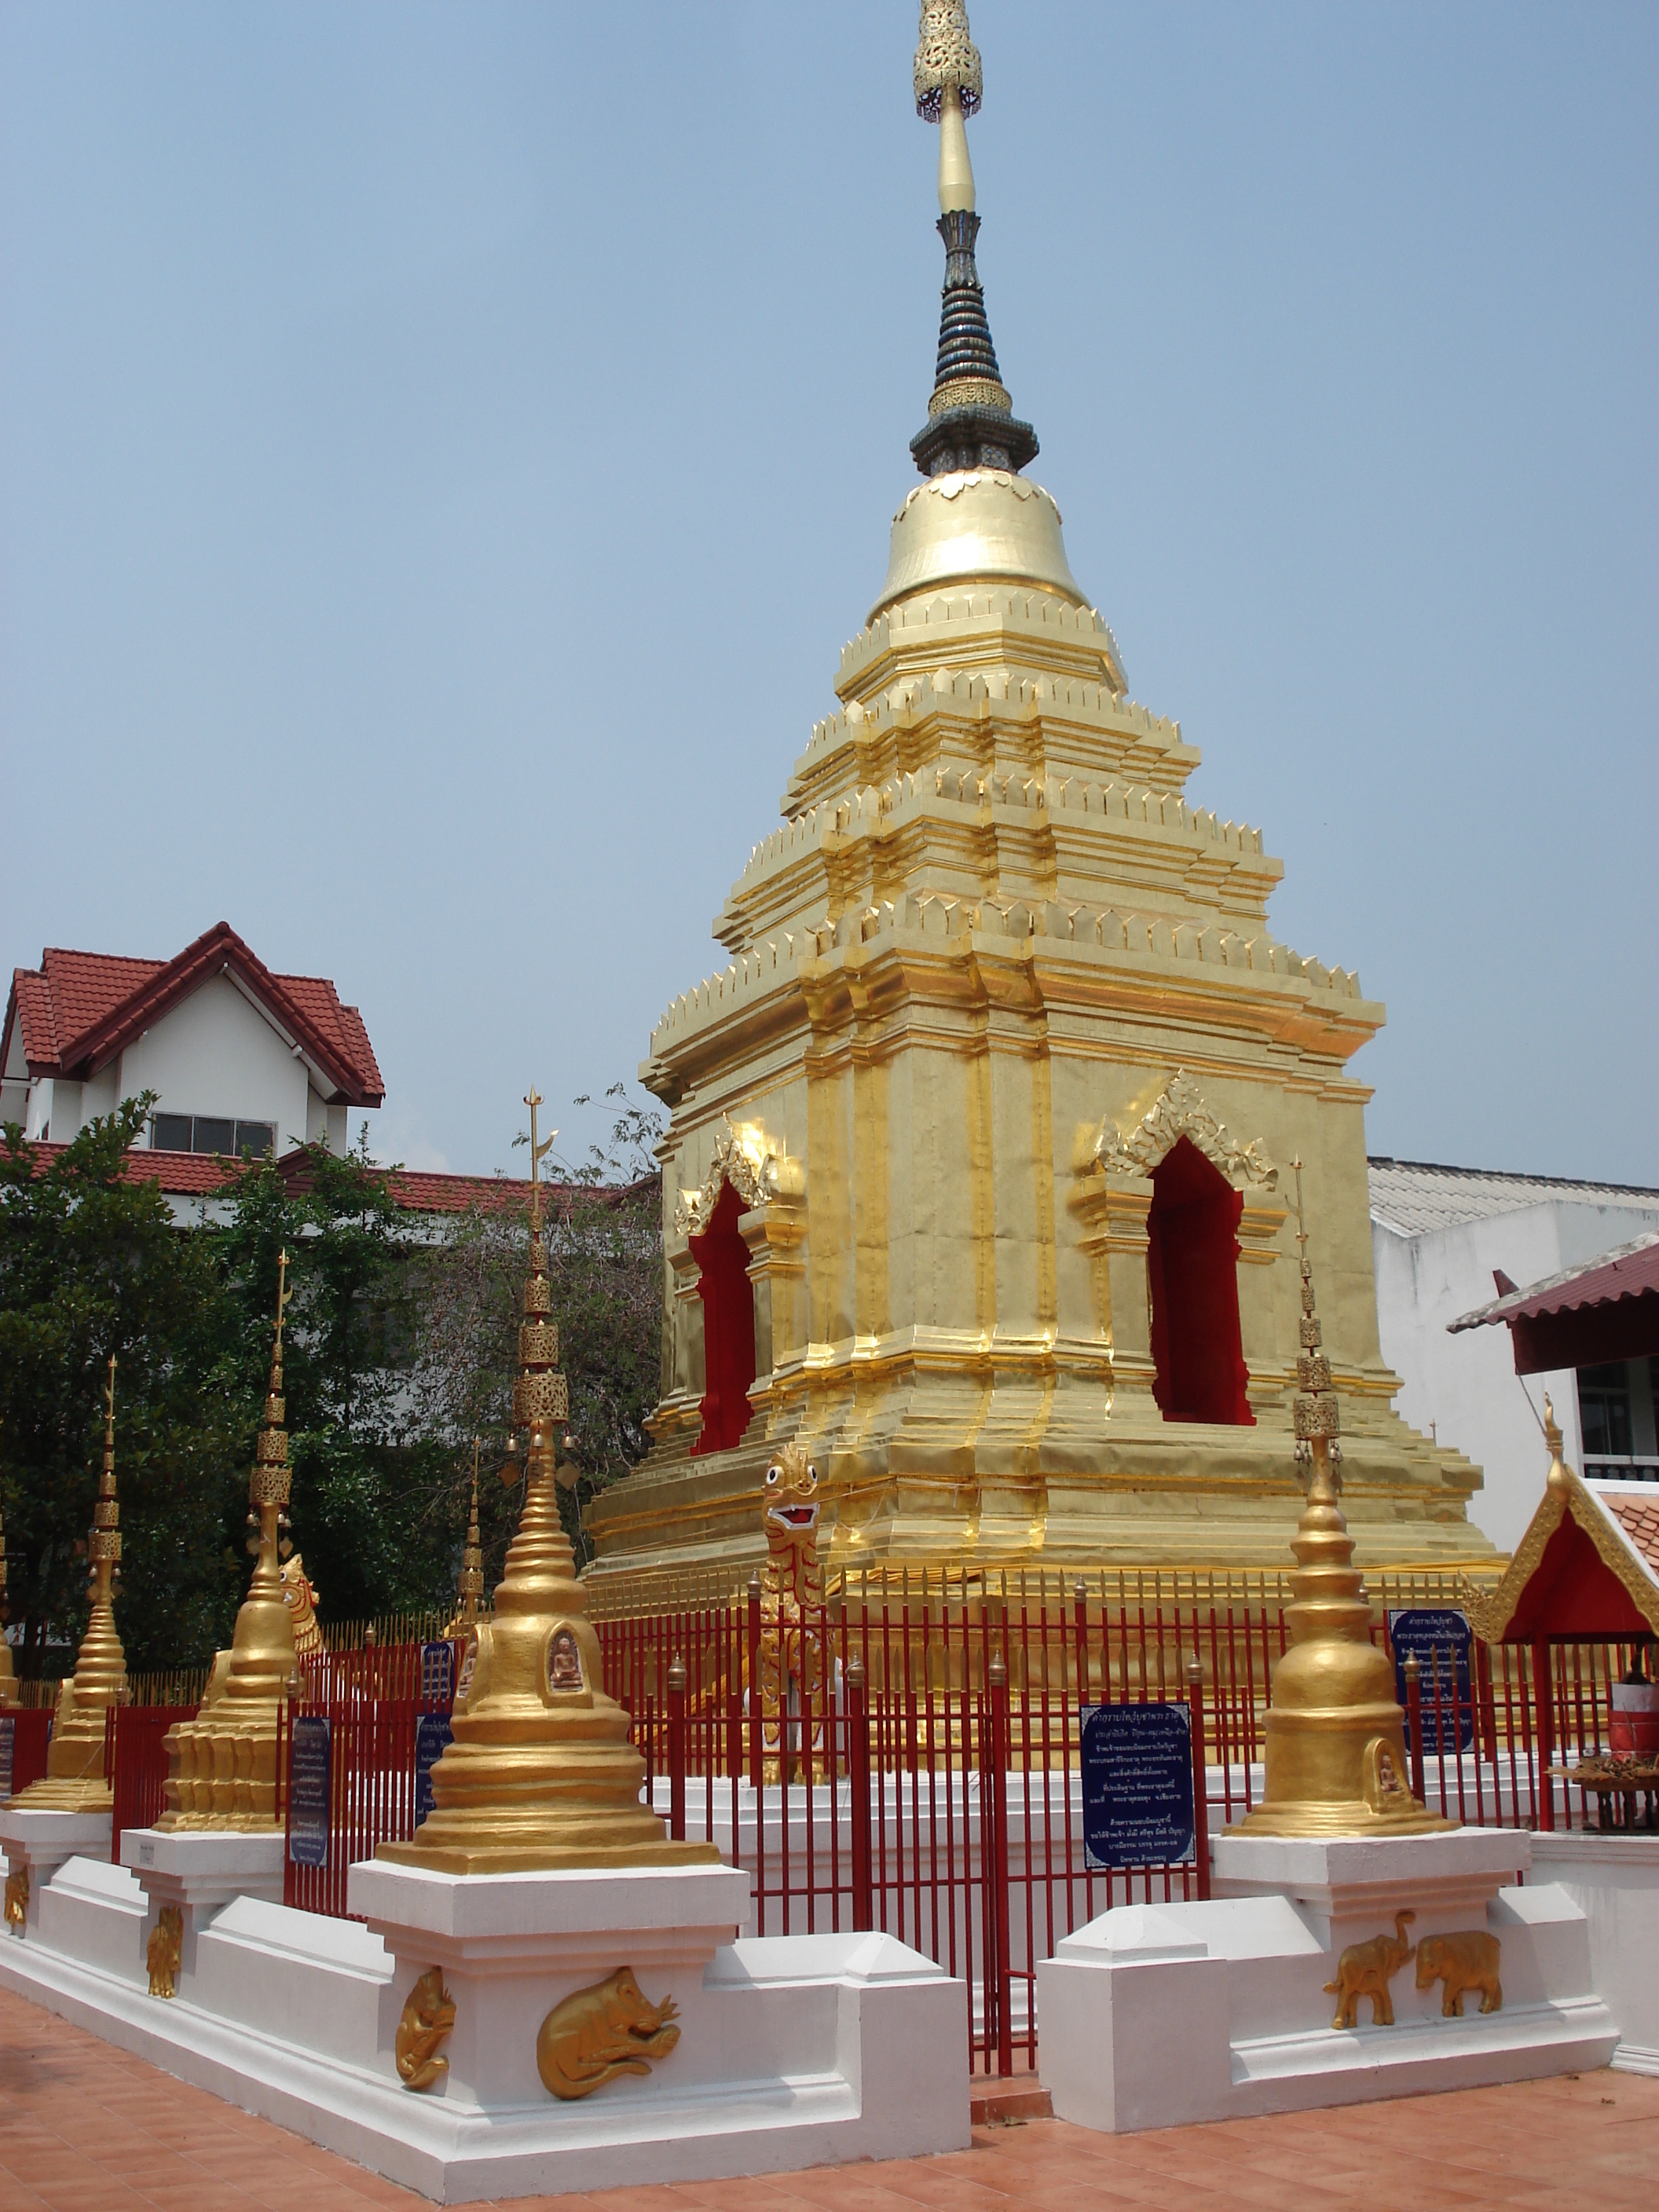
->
[251,1254,295,1565]
[908,3,1037,480]
[449,1439,485,1633]
[89,1354,123,1602]
[1289,1157,1339,1475]
[524,1088,557,1236]
[0,1419,15,1708]
[914,2,982,120]
[270,1247,294,1393]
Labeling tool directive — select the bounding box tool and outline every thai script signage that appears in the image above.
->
[287,1713,331,1868]
[1080,1701,1195,1870]
[1388,1608,1474,1756]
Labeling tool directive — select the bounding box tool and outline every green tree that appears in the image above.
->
[0,1101,247,1677]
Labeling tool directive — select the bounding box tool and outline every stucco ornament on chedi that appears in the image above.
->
[674,1116,802,1239]
[1090,1069,1278,1191]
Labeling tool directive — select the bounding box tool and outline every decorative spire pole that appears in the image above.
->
[379,1088,716,1873]
[0,1422,16,1709]
[1240,1163,1448,1835]
[158,1253,302,1828]
[13,1357,131,1807]
[447,1438,485,1636]
[910,2,1037,479]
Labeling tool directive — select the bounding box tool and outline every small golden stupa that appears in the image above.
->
[12,1358,130,1807]
[0,1425,18,1710]
[1239,1164,1448,1837]
[378,1090,718,1874]
[157,1255,301,1829]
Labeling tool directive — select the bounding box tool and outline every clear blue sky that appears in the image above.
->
[3,3,1654,1184]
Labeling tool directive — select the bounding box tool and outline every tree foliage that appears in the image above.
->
[0,1087,668,1671]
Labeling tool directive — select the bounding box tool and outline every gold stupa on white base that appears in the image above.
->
[1239,1166,1449,1838]
[11,1359,130,1810]
[157,1258,301,1829]
[378,1090,718,1875]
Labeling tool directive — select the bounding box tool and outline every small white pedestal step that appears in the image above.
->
[0,1850,969,2203]
[0,1807,114,1944]
[1038,1827,1619,2133]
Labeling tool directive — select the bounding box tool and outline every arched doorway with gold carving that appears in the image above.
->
[1146,1135,1254,1426]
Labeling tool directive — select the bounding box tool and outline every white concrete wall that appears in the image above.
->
[1374,1199,1659,1553]
[116,972,313,1150]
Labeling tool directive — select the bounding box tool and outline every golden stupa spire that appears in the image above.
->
[1239,1163,1448,1836]
[379,1088,716,1873]
[13,1357,131,1807]
[446,1438,485,1636]
[0,1421,16,1709]
[157,1254,301,1827]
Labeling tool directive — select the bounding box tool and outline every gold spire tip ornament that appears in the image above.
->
[1237,1160,1450,1837]
[378,1087,717,1873]
[915,2,979,213]
[156,1253,302,1829]
[12,1354,130,1807]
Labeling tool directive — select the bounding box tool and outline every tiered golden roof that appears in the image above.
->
[12,1358,130,1807]
[378,1091,717,1873]
[1239,1165,1448,1837]
[157,1256,301,1829]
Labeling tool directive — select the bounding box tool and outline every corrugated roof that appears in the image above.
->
[1449,1230,1659,1334]
[1367,1156,1659,1238]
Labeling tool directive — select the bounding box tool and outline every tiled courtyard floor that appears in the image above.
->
[1,1984,1655,2211]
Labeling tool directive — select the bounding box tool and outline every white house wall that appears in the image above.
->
[117,973,314,1151]
[1373,1199,1659,1552]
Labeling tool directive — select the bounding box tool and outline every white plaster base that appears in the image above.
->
[119,1824,286,1994]
[1531,1831,1659,2076]
[0,1806,113,1943]
[1038,1827,1618,2132]
[0,1854,969,2203]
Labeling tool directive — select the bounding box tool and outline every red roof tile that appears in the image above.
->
[4,925,383,1106]
[20,1140,240,1197]
[1604,1493,1659,1583]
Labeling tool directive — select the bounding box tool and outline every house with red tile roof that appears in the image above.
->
[2,921,383,1164]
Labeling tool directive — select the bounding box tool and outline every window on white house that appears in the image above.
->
[151,1115,275,1158]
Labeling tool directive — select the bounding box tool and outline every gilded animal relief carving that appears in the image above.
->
[1324,1910,1415,2028]
[536,1967,680,2100]
[3,1863,27,1932]
[1415,1931,1502,2017]
[396,1966,456,2091]
[146,1905,182,1998]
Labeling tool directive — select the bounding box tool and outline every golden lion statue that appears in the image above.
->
[395,1965,456,2090]
[536,1966,680,2100]
[1324,1910,1415,2028]
[1415,1929,1502,2016]
[147,1906,182,1999]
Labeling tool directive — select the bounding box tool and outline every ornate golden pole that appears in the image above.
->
[0,1421,17,1709]
[445,1439,485,1636]
[14,1358,130,1806]
[157,1254,301,1828]
[1238,1165,1448,1836]
[379,1090,717,1872]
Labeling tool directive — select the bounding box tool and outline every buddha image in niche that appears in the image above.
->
[548,1627,584,1693]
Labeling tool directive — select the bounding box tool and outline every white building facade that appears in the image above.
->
[1369,1159,1659,1552]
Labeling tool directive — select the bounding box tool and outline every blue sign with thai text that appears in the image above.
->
[419,1640,455,1708]
[287,1713,331,1867]
[1080,1701,1195,1870]
[1388,1608,1474,1756]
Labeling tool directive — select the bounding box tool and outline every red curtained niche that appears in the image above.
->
[1146,1136,1254,1426]
[690,1178,756,1456]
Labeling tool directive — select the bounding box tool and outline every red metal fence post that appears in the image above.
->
[1073,1579,1090,1704]
[1532,1639,1555,1832]
[747,1573,764,1795]
[847,1651,871,1932]
[1404,1652,1426,1805]
[1185,1656,1211,1902]
[668,1653,687,1844]
[987,1647,1013,2078]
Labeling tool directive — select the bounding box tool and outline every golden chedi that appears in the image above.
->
[13,1359,130,1807]
[588,3,1497,1602]
[1239,1166,1448,1837]
[158,1255,301,1829]
[378,1090,717,1874]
